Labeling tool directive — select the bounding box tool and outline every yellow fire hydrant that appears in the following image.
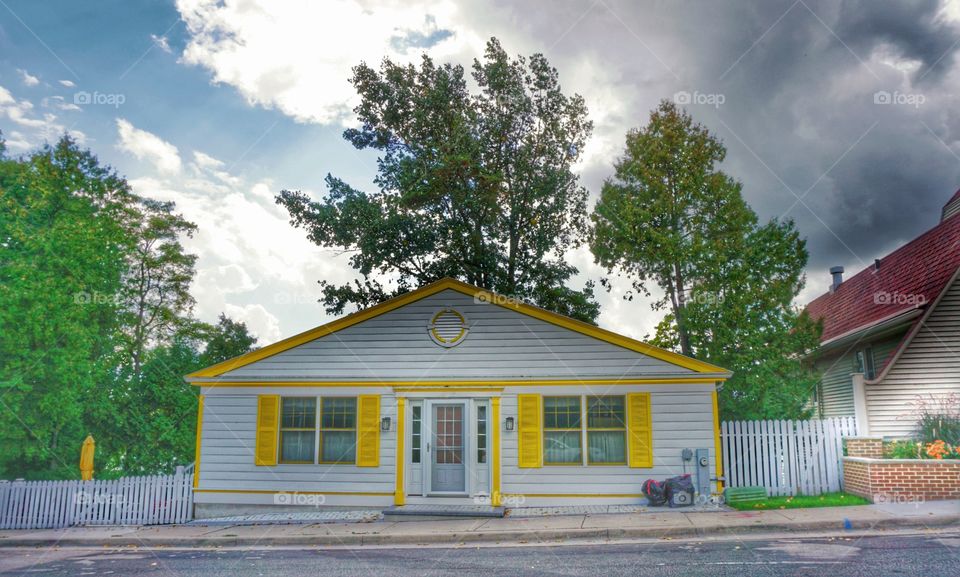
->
[79,435,95,481]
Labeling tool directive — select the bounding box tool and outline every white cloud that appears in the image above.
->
[0,85,84,150]
[116,118,183,174]
[177,0,480,125]
[58,80,75,88]
[224,303,282,344]
[17,69,40,87]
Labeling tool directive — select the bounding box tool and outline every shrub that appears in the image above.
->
[885,440,923,459]
[912,394,960,445]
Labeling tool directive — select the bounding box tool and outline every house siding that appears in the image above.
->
[868,276,960,438]
[194,383,719,510]
[217,290,696,381]
[815,334,903,418]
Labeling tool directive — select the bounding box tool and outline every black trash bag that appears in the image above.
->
[664,474,695,508]
[642,479,667,506]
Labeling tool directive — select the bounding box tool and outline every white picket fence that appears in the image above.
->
[721,417,858,496]
[0,465,194,529]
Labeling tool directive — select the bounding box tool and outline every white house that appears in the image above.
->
[186,278,730,517]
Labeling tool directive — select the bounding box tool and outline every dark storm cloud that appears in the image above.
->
[582,0,960,293]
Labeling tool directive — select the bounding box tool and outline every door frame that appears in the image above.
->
[423,399,472,497]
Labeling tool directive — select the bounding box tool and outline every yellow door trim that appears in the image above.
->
[394,397,406,506]
[186,277,731,379]
[193,395,204,488]
[712,388,724,492]
[491,397,502,507]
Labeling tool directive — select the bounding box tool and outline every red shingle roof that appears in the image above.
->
[806,208,960,343]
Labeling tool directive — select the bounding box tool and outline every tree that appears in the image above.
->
[591,100,821,419]
[119,199,198,378]
[277,37,598,321]
[0,136,137,477]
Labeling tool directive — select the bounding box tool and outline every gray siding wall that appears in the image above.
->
[814,333,904,418]
[499,385,718,498]
[195,383,719,508]
[869,277,960,437]
[218,290,695,381]
[196,386,397,507]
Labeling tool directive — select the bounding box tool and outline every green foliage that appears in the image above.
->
[591,101,821,420]
[885,440,924,459]
[726,491,869,511]
[0,136,257,480]
[277,37,598,322]
[913,394,960,445]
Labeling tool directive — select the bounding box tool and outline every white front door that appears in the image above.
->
[425,400,469,495]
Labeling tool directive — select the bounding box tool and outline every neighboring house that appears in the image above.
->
[186,278,730,517]
[806,189,960,438]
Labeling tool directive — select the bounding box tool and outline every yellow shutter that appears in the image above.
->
[627,392,653,468]
[356,395,380,467]
[517,394,542,468]
[255,395,279,466]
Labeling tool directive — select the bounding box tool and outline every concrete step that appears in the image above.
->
[382,504,505,522]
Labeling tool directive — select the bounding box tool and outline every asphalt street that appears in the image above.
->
[1,531,958,576]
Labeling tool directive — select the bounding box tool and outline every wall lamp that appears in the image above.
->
[505,416,515,431]
[381,416,392,431]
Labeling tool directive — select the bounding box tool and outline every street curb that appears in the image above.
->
[1,514,957,548]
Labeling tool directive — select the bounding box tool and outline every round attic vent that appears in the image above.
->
[428,308,468,347]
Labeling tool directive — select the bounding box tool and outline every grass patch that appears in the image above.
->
[727,491,870,511]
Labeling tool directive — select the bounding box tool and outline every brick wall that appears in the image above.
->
[844,437,884,458]
[843,457,960,502]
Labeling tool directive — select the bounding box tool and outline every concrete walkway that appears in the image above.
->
[1,500,957,548]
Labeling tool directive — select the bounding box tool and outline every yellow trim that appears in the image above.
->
[187,278,730,379]
[517,394,543,468]
[393,386,505,393]
[394,397,406,506]
[254,395,280,466]
[491,397,502,507]
[193,377,722,388]
[626,392,653,468]
[193,395,204,488]
[712,388,724,492]
[430,308,467,344]
[194,489,392,496]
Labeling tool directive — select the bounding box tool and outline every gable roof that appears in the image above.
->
[187,277,730,380]
[807,198,960,345]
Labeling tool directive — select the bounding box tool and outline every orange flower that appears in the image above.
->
[925,440,950,460]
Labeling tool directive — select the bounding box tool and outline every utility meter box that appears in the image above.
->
[695,448,711,496]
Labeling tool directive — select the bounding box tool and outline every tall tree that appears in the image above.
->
[277,38,598,321]
[591,101,820,419]
[0,136,137,477]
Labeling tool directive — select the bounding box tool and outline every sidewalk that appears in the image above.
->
[1,501,957,548]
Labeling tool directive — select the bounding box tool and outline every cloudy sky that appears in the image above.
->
[2,0,959,345]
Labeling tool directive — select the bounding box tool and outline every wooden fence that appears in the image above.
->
[0,465,193,529]
[721,417,858,496]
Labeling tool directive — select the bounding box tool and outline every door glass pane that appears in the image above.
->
[412,405,422,464]
[477,405,487,464]
[434,405,463,465]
